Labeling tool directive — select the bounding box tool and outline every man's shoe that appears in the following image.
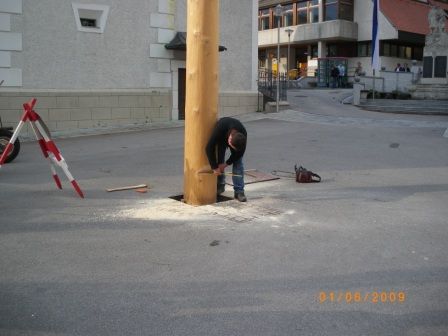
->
[217,184,225,195]
[234,192,247,202]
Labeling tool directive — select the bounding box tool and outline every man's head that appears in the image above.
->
[228,131,246,152]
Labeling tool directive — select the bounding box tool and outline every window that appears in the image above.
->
[259,50,267,68]
[390,44,397,57]
[283,4,294,27]
[405,46,412,59]
[337,42,356,57]
[357,44,367,57]
[381,41,423,60]
[310,5,319,23]
[72,3,109,33]
[297,0,320,24]
[357,42,371,57]
[383,42,390,56]
[325,0,338,21]
[398,45,413,59]
[413,46,423,60]
[311,45,318,58]
[327,43,355,57]
[339,1,354,21]
[80,18,96,27]
[324,0,354,21]
[259,8,270,31]
[273,14,282,28]
[297,2,308,25]
[327,44,338,57]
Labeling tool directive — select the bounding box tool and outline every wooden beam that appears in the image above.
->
[106,184,147,192]
[183,0,220,206]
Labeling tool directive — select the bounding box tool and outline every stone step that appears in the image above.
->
[415,84,448,87]
[360,105,448,115]
[412,84,448,99]
[359,98,448,115]
[265,101,290,113]
[413,88,448,92]
[361,99,448,107]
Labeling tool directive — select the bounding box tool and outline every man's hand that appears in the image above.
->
[218,163,228,172]
[213,164,227,176]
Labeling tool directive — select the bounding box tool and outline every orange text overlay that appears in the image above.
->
[319,291,406,304]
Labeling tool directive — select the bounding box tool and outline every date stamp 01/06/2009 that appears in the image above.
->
[319,291,406,304]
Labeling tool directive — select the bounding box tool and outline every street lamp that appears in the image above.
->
[274,4,283,113]
[285,28,294,90]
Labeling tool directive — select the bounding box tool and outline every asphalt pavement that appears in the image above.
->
[1,89,448,336]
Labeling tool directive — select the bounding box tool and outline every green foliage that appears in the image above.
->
[367,90,411,100]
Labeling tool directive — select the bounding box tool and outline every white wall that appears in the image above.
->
[360,71,414,92]
[218,0,255,91]
[15,0,156,89]
[174,0,256,92]
[13,0,255,92]
[251,0,258,91]
[354,0,397,41]
[0,0,22,87]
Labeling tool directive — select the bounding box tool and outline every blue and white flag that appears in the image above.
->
[371,0,380,71]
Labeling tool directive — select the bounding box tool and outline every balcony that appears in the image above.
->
[258,20,358,47]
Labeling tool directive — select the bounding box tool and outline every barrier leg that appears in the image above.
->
[50,154,84,198]
[0,120,26,167]
[29,121,62,189]
[34,118,84,198]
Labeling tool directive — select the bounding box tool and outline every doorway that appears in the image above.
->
[178,68,186,120]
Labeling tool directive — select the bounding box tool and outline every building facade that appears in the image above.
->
[258,0,448,78]
[0,0,259,136]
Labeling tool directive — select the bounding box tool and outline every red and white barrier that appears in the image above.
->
[0,98,84,198]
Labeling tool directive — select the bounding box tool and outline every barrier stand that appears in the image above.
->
[0,98,84,198]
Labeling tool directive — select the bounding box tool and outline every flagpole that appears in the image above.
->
[371,0,379,102]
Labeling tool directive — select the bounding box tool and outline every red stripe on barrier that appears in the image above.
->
[28,98,37,109]
[22,99,37,121]
[28,110,40,122]
[71,180,84,198]
[23,98,37,111]
[37,139,49,158]
[45,141,62,161]
[0,143,13,165]
[53,174,62,189]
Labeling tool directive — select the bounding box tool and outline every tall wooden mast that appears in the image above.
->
[183,0,220,205]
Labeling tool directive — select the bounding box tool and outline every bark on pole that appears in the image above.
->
[183,0,219,205]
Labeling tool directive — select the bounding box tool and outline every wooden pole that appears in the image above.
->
[183,0,219,205]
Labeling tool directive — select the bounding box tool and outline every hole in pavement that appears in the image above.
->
[169,194,233,204]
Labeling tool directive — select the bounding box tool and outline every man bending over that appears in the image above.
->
[205,117,247,202]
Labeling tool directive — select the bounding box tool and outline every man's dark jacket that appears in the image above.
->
[205,117,247,169]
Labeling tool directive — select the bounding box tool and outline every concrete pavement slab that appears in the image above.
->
[1,95,447,335]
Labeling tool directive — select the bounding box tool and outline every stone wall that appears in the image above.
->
[0,90,171,138]
[219,92,260,117]
[0,90,260,138]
